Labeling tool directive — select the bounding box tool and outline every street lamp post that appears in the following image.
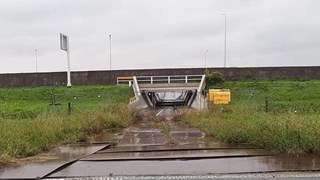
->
[35,49,38,72]
[205,50,208,70]
[223,13,227,68]
[109,35,112,70]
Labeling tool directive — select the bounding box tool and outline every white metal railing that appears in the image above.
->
[117,80,132,86]
[135,75,203,84]
[197,75,206,92]
[132,76,141,97]
[117,76,133,86]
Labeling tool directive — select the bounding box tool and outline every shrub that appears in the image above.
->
[204,70,225,89]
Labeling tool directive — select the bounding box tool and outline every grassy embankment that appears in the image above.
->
[0,85,134,166]
[180,80,320,153]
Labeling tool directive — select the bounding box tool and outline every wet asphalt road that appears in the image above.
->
[1,107,320,179]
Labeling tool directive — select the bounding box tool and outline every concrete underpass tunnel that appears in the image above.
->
[128,75,207,110]
[141,90,197,108]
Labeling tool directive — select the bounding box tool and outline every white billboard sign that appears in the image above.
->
[60,33,68,51]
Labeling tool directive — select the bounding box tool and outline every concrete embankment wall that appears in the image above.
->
[1,66,320,87]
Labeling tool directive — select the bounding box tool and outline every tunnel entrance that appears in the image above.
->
[141,90,197,107]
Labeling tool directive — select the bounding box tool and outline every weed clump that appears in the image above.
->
[160,122,177,145]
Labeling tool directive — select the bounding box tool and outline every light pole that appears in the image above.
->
[109,34,112,70]
[205,50,208,70]
[222,13,227,68]
[35,49,38,72]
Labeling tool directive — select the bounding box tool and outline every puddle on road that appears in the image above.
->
[0,144,106,179]
[80,148,270,161]
[116,108,210,147]
[0,127,123,179]
[92,128,124,143]
[49,154,320,177]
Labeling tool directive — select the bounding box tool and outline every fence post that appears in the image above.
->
[265,97,269,113]
[199,94,201,109]
[68,102,71,115]
[51,94,57,105]
[51,94,54,105]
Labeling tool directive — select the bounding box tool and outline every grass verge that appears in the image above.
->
[0,103,134,167]
[180,110,320,153]
[0,85,134,166]
[180,80,320,154]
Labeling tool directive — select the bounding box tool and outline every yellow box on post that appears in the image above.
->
[208,89,231,104]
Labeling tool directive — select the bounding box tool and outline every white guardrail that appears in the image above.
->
[117,76,133,85]
[135,75,203,84]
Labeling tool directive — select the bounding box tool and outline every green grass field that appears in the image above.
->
[0,85,133,119]
[180,80,320,154]
[2,80,320,166]
[223,80,320,113]
[0,85,134,166]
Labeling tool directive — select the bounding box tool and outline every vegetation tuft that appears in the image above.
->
[160,121,177,145]
[204,70,225,89]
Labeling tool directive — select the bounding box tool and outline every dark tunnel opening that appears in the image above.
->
[141,90,197,107]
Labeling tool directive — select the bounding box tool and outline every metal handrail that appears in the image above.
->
[135,75,203,84]
[136,75,202,78]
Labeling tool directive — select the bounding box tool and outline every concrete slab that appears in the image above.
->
[80,148,271,161]
[0,144,107,179]
[48,155,320,177]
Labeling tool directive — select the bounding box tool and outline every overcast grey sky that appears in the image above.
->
[0,0,319,73]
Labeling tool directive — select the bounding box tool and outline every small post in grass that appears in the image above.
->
[68,102,71,115]
[53,94,56,105]
[50,94,56,106]
[265,97,269,113]
[51,94,54,105]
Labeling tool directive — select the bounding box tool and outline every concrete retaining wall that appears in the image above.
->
[1,66,320,87]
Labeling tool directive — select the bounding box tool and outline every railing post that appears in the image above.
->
[168,76,171,84]
[151,76,153,84]
[185,76,188,83]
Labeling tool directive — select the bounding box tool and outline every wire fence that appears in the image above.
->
[205,87,320,114]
